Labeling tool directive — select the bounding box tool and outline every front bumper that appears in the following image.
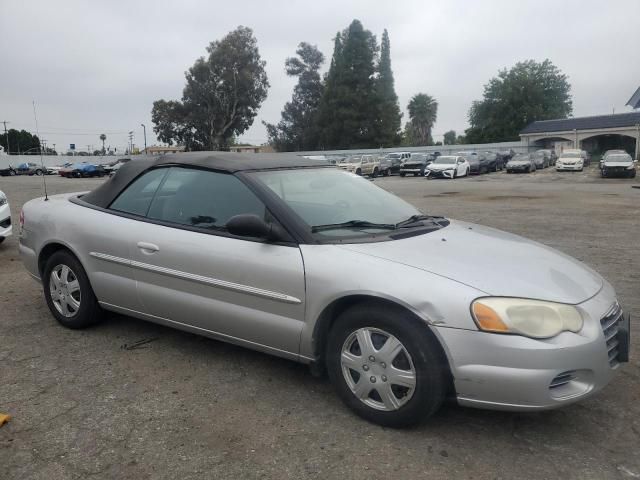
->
[0,204,11,238]
[400,167,423,175]
[506,165,531,172]
[556,163,583,171]
[603,166,634,176]
[425,169,455,179]
[433,283,627,411]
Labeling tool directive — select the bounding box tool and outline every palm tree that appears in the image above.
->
[406,94,438,146]
[99,134,107,154]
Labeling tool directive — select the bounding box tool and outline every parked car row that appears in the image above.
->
[0,158,132,179]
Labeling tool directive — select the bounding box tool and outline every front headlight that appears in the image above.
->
[471,297,583,338]
[626,164,635,170]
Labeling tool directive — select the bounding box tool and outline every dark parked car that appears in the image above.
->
[0,165,16,176]
[379,154,404,176]
[601,153,636,178]
[456,152,482,174]
[399,154,434,177]
[532,150,551,169]
[59,163,105,178]
[482,152,505,172]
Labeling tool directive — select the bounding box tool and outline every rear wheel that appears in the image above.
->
[9,169,15,176]
[372,168,379,178]
[0,237,5,244]
[43,251,102,329]
[35,169,43,176]
[326,304,447,428]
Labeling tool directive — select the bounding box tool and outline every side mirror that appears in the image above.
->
[226,214,286,242]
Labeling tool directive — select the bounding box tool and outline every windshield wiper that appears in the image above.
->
[395,214,446,229]
[311,220,397,233]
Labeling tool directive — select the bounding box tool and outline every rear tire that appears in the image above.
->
[0,237,5,244]
[43,250,103,329]
[326,304,447,428]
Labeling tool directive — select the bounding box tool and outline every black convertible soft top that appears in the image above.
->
[81,151,330,208]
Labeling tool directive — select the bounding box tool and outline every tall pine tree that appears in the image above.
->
[317,20,379,149]
[374,29,402,147]
[264,43,325,151]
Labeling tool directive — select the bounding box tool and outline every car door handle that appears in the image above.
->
[137,242,159,253]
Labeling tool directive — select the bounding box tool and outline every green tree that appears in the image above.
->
[151,26,269,151]
[0,128,41,154]
[264,43,325,151]
[465,59,572,143]
[405,93,438,146]
[374,29,402,147]
[99,133,106,154]
[443,130,456,145]
[317,20,379,149]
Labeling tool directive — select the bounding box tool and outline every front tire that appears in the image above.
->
[43,250,103,329]
[326,304,447,428]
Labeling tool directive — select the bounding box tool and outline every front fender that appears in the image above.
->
[298,244,484,359]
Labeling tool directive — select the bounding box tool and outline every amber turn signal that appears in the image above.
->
[472,302,510,333]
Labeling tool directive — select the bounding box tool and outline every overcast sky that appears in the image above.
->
[1,0,639,153]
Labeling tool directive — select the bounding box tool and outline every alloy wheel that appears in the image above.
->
[340,327,416,411]
[49,264,82,317]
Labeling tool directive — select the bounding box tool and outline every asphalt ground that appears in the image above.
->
[1,164,639,479]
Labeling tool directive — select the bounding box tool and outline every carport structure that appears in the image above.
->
[520,111,640,159]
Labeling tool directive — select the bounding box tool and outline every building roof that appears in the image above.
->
[81,151,331,208]
[626,87,640,109]
[520,111,640,135]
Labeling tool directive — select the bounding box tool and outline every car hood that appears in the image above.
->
[338,220,603,304]
[604,161,633,167]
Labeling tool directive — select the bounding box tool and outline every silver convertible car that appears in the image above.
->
[19,153,629,427]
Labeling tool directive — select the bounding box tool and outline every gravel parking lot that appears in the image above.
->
[1,165,639,480]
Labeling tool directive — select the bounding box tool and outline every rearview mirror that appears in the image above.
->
[226,214,286,242]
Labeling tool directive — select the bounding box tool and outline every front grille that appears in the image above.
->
[0,217,11,229]
[549,370,577,389]
[601,303,623,368]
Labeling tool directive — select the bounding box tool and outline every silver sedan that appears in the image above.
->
[19,153,629,427]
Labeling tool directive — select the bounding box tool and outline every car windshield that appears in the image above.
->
[387,154,401,159]
[434,156,456,164]
[512,155,528,161]
[562,153,581,158]
[251,168,429,238]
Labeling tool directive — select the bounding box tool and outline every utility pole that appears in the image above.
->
[52,143,56,155]
[2,121,10,155]
[141,123,147,153]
